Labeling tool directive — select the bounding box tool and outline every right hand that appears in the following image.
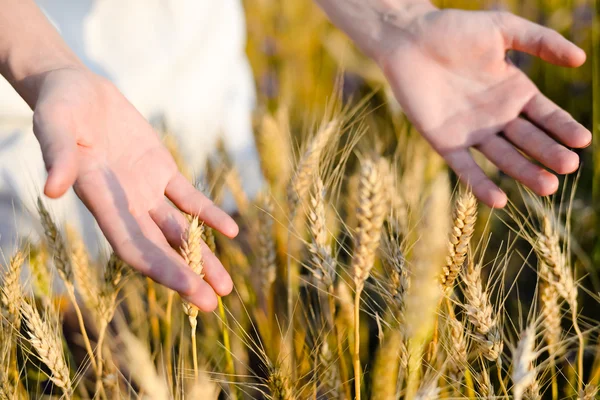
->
[33,67,238,312]
[376,8,591,207]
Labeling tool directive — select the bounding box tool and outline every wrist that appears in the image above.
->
[316,0,438,61]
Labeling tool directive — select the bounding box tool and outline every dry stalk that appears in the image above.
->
[440,191,477,290]
[352,157,389,400]
[461,260,503,361]
[512,326,536,400]
[20,300,71,396]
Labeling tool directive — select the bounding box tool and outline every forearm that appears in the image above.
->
[314,0,437,61]
[0,0,82,108]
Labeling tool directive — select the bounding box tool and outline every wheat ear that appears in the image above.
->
[352,157,388,400]
[66,226,98,312]
[535,216,583,393]
[512,326,536,400]
[1,251,25,327]
[179,216,204,379]
[37,198,72,283]
[441,191,477,290]
[287,120,338,215]
[268,366,297,400]
[20,301,71,395]
[462,259,503,361]
[258,193,277,296]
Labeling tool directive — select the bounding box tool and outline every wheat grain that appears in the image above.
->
[512,326,536,400]
[440,191,477,290]
[20,300,71,394]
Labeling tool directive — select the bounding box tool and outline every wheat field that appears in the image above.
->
[1,0,600,399]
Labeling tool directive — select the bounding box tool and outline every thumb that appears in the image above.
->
[493,12,586,67]
[33,113,79,199]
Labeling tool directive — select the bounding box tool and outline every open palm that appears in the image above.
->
[381,9,591,207]
[33,68,237,311]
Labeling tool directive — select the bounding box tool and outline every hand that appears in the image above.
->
[377,7,591,207]
[33,67,238,311]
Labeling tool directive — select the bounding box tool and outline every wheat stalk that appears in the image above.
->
[440,191,477,290]
[179,216,204,379]
[352,157,389,400]
[20,300,71,395]
[512,326,536,400]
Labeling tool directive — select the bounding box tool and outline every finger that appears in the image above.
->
[477,135,558,196]
[504,118,580,174]
[494,12,586,67]
[149,201,233,296]
[523,93,592,148]
[32,112,79,198]
[165,173,239,238]
[76,177,218,311]
[444,149,507,208]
